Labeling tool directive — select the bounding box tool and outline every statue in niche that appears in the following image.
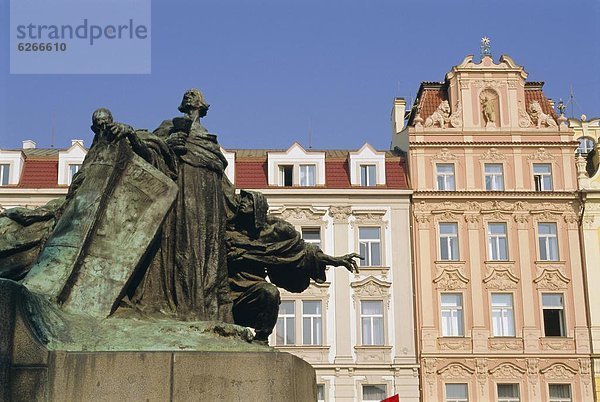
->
[480,90,498,127]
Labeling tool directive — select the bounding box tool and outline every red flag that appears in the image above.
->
[381,395,399,402]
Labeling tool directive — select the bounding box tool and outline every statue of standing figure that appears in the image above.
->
[480,92,496,126]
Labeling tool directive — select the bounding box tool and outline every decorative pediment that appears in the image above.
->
[437,362,475,378]
[430,147,457,162]
[527,147,555,161]
[351,276,391,298]
[483,267,519,290]
[433,267,469,291]
[534,268,570,290]
[479,147,506,161]
[270,206,327,224]
[350,209,388,229]
[489,362,526,379]
[540,363,578,380]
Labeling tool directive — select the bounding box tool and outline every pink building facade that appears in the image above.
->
[393,54,593,401]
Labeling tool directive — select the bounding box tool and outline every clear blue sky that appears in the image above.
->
[1,0,599,151]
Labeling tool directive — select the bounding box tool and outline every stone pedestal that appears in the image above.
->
[0,280,316,402]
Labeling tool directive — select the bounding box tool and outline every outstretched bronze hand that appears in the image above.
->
[316,250,361,274]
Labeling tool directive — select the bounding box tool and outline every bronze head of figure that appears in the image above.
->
[178,88,210,117]
[91,108,114,136]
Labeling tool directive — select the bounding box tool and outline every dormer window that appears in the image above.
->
[299,164,316,187]
[68,164,82,185]
[0,164,9,186]
[278,165,293,187]
[360,164,376,187]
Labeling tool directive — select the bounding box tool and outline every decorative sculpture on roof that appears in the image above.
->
[480,90,498,128]
[425,100,450,128]
[480,36,491,57]
[528,101,558,128]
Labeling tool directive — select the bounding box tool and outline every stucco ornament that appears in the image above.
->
[534,268,570,290]
[518,101,533,128]
[479,147,505,161]
[528,101,558,128]
[433,267,469,290]
[449,101,463,128]
[489,362,526,379]
[483,267,519,290]
[540,363,577,380]
[480,91,497,127]
[271,206,327,225]
[431,147,458,162]
[328,205,352,223]
[424,100,450,128]
[437,362,475,378]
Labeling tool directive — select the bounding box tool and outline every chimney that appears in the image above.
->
[71,139,84,147]
[391,97,406,134]
[22,140,36,149]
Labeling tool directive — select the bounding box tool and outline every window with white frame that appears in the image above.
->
[68,164,82,185]
[533,163,553,191]
[576,137,595,155]
[538,223,559,261]
[360,300,384,345]
[484,163,504,191]
[445,383,468,402]
[360,164,376,187]
[275,300,295,345]
[488,223,508,261]
[316,384,325,402]
[439,223,459,261]
[362,385,386,402]
[359,227,381,267]
[301,228,321,248]
[436,163,456,191]
[299,164,316,187]
[497,384,520,402]
[491,293,515,337]
[441,293,464,337]
[548,384,571,402]
[542,294,566,337]
[0,164,9,186]
[302,300,322,345]
[278,165,293,187]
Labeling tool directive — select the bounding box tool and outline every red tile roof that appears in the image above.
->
[235,160,268,188]
[524,88,558,120]
[19,159,60,188]
[417,85,448,123]
[325,158,351,188]
[385,160,408,189]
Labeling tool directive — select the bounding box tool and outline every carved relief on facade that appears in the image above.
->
[328,205,352,223]
[424,100,450,129]
[430,147,458,162]
[483,266,519,291]
[463,214,480,229]
[351,276,391,308]
[563,213,579,230]
[350,209,388,229]
[513,213,530,229]
[271,206,327,225]
[472,79,504,89]
[480,89,499,128]
[540,363,578,380]
[528,101,558,128]
[540,338,574,352]
[479,147,506,161]
[527,147,555,161]
[437,338,471,351]
[527,358,540,395]
[437,362,475,379]
[449,101,462,128]
[534,268,570,290]
[518,101,533,128]
[488,338,523,351]
[414,213,431,229]
[583,215,595,229]
[433,266,469,291]
[475,358,487,396]
[423,358,437,396]
[488,362,526,379]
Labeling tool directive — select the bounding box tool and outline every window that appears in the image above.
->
[275,301,295,345]
[538,223,559,261]
[439,223,459,261]
[491,294,515,337]
[316,384,325,402]
[533,164,553,191]
[488,223,508,261]
[484,163,504,191]
[359,227,381,267]
[299,164,316,186]
[576,137,595,155]
[362,385,386,402]
[542,294,566,337]
[301,228,321,248]
[441,293,464,337]
[0,164,9,186]
[360,164,376,187]
[549,384,571,402]
[302,301,322,345]
[278,165,293,186]
[497,384,520,402]
[360,300,384,345]
[436,164,456,191]
[445,383,468,402]
[68,164,82,185]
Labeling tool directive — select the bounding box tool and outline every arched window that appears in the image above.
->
[576,137,595,155]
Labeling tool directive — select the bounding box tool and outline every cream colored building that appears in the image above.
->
[393,53,593,401]
[0,141,419,402]
[571,116,600,401]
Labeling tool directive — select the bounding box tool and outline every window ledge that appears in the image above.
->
[354,345,392,364]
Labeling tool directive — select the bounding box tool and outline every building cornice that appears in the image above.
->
[408,141,579,147]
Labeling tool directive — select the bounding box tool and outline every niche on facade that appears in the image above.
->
[479,89,500,128]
